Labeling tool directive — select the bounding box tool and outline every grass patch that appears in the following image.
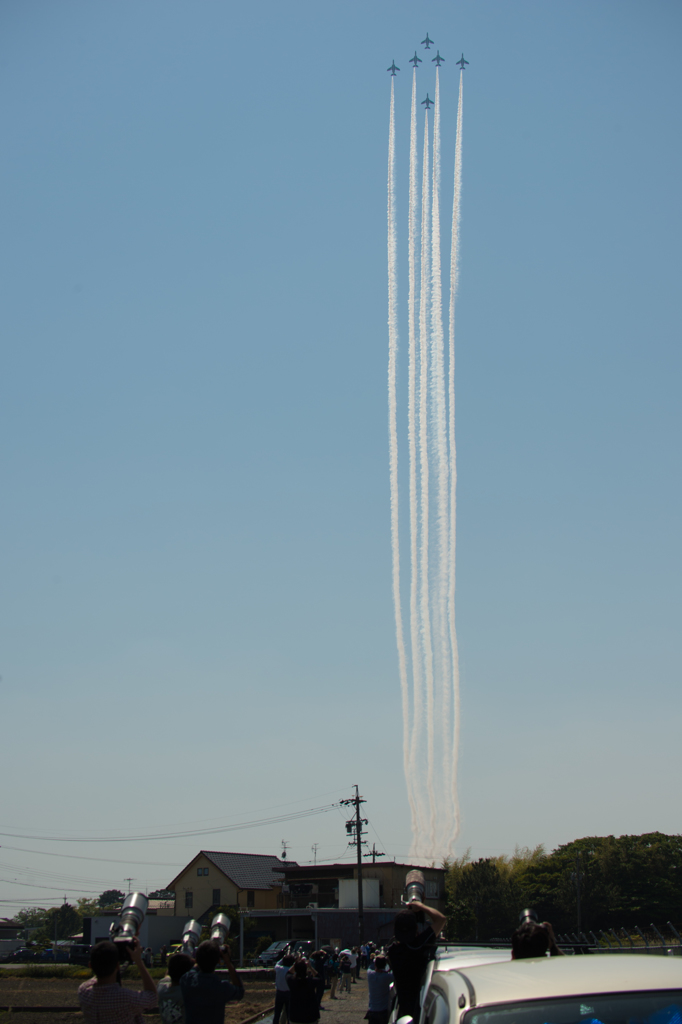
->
[0,967,89,980]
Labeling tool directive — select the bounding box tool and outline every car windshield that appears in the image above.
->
[466,991,682,1024]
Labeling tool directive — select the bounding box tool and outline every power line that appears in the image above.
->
[0,844,184,867]
[0,803,339,844]
[0,789,350,838]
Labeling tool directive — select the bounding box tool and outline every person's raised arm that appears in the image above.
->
[220,945,243,988]
[407,901,446,938]
[129,938,157,994]
[544,922,564,957]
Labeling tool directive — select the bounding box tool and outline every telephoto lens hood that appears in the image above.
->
[519,908,539,925]
[404,869,426,904]
[110,893,148,946]
[210,913,232,946]
[182,920,202,956]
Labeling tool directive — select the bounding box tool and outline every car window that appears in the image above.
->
[465,990,682,1024]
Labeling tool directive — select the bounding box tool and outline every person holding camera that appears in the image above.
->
[179,940,243,1024]
[286,958,320,1024]
[365,955,394,1024]
[387,901,446,1023]
[512,912,563,959]
[78,937,157,1024]
[274,953,296,1024]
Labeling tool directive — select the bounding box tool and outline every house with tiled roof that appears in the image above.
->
[167,850,295,922]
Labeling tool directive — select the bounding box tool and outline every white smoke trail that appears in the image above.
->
[406,69,424,853]
[429,68,452,855]
[417,106,435,862]
[387,78,416,843]
[447,72,464,851]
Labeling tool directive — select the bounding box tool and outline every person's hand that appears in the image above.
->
[407,900,426,914]
[128,937,144,966]
[221,945,232,965]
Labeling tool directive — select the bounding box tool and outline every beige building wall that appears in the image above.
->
[172,853,282,919]
[350,864,446,911]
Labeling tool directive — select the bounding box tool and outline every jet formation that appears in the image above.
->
[387,35,469,101]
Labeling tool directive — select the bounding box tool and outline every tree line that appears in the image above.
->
[444,832,682,941]
[13,888,173,945]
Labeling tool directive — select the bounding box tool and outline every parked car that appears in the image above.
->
[255,940,291,966]
[291,941,315,958]
[9,947,39,962]
[69,944,92,965]
[400,948,682,1024]
[40,948,69,962]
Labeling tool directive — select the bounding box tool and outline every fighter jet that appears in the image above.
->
[421,33,434,49]
[456,53,469,70]
[387,60,400,76]
[422,93,434,110]
[432,50,445,66]
[409,51,422,68]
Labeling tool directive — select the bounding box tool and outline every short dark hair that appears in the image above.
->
[293,959,308,979]
[90,940,120,978]
[195,940,222,973]
[511,921,550,959]
[375,956,387,971]
[281,954,295,966]
[394,909,418,941]
[168,953,194,984]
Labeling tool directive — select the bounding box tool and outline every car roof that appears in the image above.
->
[435,947,511,972]
[433,955,682,1008]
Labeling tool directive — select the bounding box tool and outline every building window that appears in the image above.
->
[425,881,439,899]
[212,889,221,906]
[247,890,255,908]
[197,867,209,876]
[185,892,193,909]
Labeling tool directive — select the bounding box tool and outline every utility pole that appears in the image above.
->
[366,843,385,864]
[312,843,319,865]
[281,841,290,861]
[124,878,135,894]
[341,785,367,945]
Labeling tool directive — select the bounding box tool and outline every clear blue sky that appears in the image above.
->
[1,0,681,912]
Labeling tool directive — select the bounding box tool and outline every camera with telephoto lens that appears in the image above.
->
[109,893,148,962]
[182,920,202,957]
[403,869,425,905]
[402,869,426,924]
[210,913,231,948]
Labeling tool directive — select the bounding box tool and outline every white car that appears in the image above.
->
[405,949,682,1024]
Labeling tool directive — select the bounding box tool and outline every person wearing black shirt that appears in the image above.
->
[286,959,320,1024]
[387,901,446,1022]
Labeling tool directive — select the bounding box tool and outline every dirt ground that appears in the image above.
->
[0,974,276,1024]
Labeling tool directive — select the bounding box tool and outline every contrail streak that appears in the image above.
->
[407,69,423,851]
[447,71,464,851]
[430,69,452,854]
[387,78,416,842]
[417,106,435,861]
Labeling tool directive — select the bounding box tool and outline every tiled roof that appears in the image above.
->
[201,851,296,890]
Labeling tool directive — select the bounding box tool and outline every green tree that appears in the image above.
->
[34,903,81,944]
[444,846,547,941]
[148,890,175,900]
[14,907,49,929]
[77,898,100,919]
[98,889,125,908]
